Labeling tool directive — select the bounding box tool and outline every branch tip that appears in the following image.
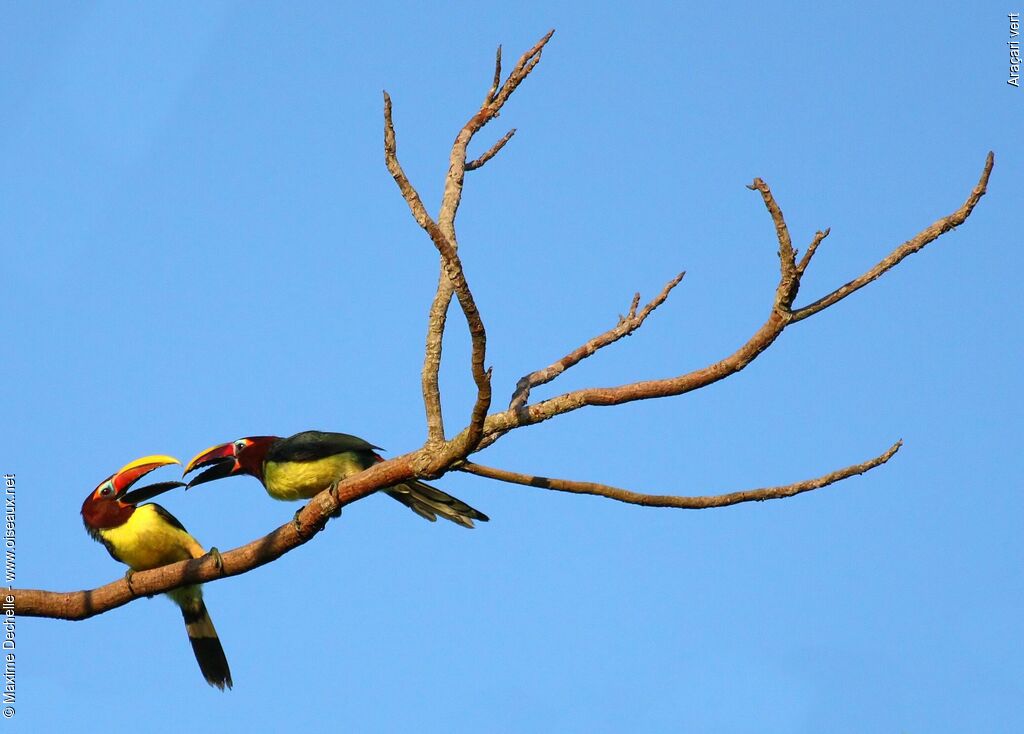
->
[797,226,832,275]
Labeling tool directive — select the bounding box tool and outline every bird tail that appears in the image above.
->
[385,480,489,528]
[173,588,233,690]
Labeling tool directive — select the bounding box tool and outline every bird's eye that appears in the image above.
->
[235,441,247,451]
[99,485,113,497]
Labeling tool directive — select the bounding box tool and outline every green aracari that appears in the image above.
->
[183,430,488,528]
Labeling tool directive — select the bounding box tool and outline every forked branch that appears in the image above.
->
[383,92,492,455]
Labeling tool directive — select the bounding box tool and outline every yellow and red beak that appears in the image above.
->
[109,455,185,503]
[183,442,243,488]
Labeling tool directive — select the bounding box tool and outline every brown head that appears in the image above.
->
[81,455,184,533]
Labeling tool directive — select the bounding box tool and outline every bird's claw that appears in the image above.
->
[123,569,136,594]
[294,485,342,532]
[327,480,343,519]
[206,547,224,572]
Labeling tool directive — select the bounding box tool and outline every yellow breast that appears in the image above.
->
[99,504,203,572]
[262,454,367,501]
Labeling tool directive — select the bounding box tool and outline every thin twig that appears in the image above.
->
[484,44,502,105]
[460,441,902,509]
[509,272,685,411]
[382,91,439,235]
[467,129,516,171]
[797,227,831,275]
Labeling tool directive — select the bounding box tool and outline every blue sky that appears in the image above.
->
[2,2,1020,732]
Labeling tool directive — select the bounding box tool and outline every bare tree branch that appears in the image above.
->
[456,152,994,447]
[385,30,553,465]
[748,177,798,309]
[791,151,994,322]
[509,272,686,411]
[492,30,554,108]
[382,92,437,234]
[460,440,902,509]
[383,91,492,452]
[430,31,553,456]
[421,279,453,442]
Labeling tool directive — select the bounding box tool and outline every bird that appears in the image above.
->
[183,430,488,528]
[80,455,233,690]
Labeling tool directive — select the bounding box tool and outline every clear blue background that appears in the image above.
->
[2,2,1020,732]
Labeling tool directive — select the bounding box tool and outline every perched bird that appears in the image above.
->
[183,430,488,528]
[81,455,233,690]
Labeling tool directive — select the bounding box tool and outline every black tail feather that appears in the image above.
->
[182,601,233,690]
[385,480,488,528]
